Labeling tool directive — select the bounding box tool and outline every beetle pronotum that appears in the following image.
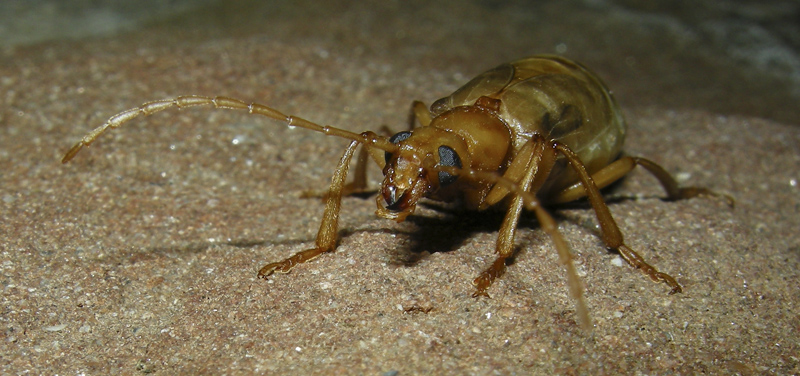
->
[63,55,726,329]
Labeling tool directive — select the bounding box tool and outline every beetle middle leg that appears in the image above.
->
[258,140,360,277]
[552,145,684,294]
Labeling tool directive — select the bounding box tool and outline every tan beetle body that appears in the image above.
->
[398,56,626,214]
[63,55,727,329]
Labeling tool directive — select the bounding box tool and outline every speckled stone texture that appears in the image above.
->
[1,1,798,374]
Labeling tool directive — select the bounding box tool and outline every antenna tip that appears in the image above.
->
[62,142,84,163]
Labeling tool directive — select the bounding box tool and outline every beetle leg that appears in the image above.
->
[548,157,636,203]
[472,185,529,298]
[553,145,683,294]
[474,135,553,293]
[339,145,371,196]
[258,140,360,278]
[410,100,432,128]
[481,140,543,207]
[304,139,390,199]
[472,140,542,297]
[550,157,733,207]
[472,135,591,329]
[634,157,734,206]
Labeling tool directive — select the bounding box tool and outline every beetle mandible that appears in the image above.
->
[63,55,726,329]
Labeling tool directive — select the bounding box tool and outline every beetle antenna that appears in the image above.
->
[62,95,398,163]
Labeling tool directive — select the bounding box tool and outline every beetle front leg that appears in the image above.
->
[258,140,360,278]
[472,189,527,298]
[472,136,591,329]
[473,135,553,297]
[476,184,592,330]
[339,144,371,196]
[471,138,547,298]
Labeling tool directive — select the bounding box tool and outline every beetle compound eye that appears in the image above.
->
[437,145,462,186]
[385,131,413,163]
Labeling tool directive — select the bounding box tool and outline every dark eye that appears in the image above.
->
[437,145,462,186]
[385,131,412,163]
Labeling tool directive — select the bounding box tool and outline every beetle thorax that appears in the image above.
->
[429,99,512,172]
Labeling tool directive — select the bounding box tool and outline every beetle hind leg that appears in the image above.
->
[633,157,734,207]
[550,156,733,207]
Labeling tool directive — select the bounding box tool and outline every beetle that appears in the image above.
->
[63,55,725,329]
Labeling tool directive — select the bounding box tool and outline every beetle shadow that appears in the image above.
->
[209,203,510,269]
[165,180,649,272]
[389,211,494,266]
[390,180,646,268]
[388,201,549,268]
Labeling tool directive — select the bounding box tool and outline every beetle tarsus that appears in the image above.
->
[672,187,735,208]
[616,245,683,294]
[472,257,508,298]
[257,247,328,279]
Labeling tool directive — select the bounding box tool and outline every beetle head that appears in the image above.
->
[377,127,471,222]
